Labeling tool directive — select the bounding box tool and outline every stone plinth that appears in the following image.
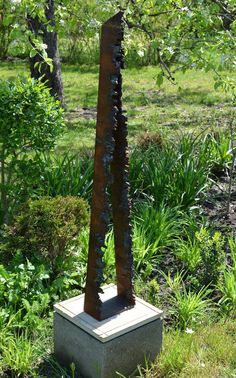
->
[54,285,163,378]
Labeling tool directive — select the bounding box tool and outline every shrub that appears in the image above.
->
[176,228,225,288]
[134,277,160,307]
[2,196,89,275]
[136,131,164,151]
[195,229,225,288]
[0,78,64,223]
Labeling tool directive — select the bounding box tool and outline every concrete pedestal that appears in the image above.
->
[54,285,163,378]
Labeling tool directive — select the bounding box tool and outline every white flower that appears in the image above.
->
[137,50,145,57]
[185,328,194,334]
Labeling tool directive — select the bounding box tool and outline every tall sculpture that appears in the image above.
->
[84,12,135,321]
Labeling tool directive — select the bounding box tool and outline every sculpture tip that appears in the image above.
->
[104,11,124,27]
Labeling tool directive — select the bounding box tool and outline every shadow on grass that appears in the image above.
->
[134,88,222,107]
[37,354,74,378]
[62,64,99,75]
[131,87,223,108]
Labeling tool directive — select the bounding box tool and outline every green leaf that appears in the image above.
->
[30,49,37,58]
[156,73,164,87]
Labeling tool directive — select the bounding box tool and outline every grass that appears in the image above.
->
[0,61,234,152]
[149,320,236,378]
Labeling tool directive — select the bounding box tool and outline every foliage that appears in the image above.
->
[203,131,233,175]
[195,229,225,288]
[218,269,236,315]
[176,235,202,272]
[135,277,160,307]
[1,0,235,107]
[1,196,89,275]
[0,261,50,315]
[1,331,41,376]
[37,153,93,201]
[218,236,236,315]
[167,277,211,330]
[176,228,225,288]
[0,1,17,59]
[0,78,64,224]
[105,0,236,99]
[130,135,211,209]
[0,78,63,156]
[136,132,164,151]
[133,203,185,276]
[132,223,160,277]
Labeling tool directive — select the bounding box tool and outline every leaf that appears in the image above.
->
[30,49,37,58]
[2,16,12,27]
[214,81,222,90]
[156,73,164,87]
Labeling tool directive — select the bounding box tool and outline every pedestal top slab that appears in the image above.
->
[54,284,163,342]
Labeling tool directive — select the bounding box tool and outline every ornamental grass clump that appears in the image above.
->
[37,153,93,201]
[130,134,211,209]
[166,275,211,330]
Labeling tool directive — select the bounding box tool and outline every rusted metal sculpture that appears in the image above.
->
[84,12,135,321]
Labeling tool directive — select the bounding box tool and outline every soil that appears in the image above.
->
[68,106,97,120]
[202,171,236,233]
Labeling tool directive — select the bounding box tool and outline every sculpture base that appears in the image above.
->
[54,284,163,378]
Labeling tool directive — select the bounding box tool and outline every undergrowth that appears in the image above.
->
[0,71,234,377]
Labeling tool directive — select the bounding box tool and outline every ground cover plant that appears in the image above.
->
[0,58,235,377]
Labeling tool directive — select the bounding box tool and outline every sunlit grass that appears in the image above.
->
[134,320,236,378]
[0,62,234,152]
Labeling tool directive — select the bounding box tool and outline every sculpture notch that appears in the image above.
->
[84,12,135,321]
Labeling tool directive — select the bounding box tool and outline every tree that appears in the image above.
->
[0,0,20,59]
[100,0,236,98]
[1,1,235,100]
[27,0,64,106]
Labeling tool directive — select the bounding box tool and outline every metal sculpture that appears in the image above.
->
[84,12,135,321]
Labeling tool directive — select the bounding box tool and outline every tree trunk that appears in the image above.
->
[28,0,65,107]
[0,1,11,59]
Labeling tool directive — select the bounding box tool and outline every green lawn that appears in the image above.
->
[0,62,234,152]
[145,320,236,378]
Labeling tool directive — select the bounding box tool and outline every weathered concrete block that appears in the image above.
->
[54,285,163,378]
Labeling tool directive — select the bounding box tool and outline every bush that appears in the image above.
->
[195,229,225,288]
[0,79,64,224]
[176,228,225,288]
[2,196,89,275]
[136,132,164,151]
